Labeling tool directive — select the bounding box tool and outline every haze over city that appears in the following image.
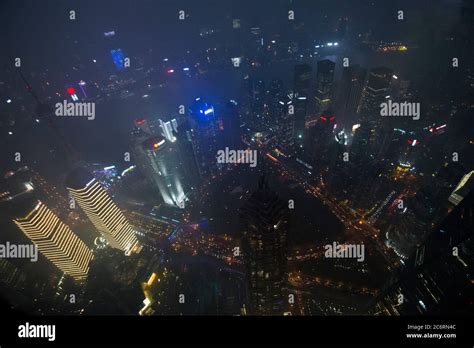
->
[0,1,472,334]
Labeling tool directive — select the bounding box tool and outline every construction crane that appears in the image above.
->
[17,68,80,166]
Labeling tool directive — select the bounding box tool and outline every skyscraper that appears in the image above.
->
[294,64,312,98]
[370,189,474,315]
[187,98,221,177]
[240,176,289,315]
[337,65,367,123]
[307,110,337,168]
[66,168,141,255]
[315,60,335,114]
[276,95,295,152]
[136,134,187,208]
[175,118,202,188]
[293,64,312,149]
[357,66,393,121]
[13,199,93,281]
[220,100,243,150]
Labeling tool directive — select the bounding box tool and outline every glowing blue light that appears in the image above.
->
[204,108,214,115]
[334,42,339,46]
[183,67,190,71]
[110,49,125,70]
[327,43,333,46]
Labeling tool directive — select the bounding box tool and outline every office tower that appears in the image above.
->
[294,64,312,98]
[308,110,337,168]
[243,77,267,132]
[358,67,397,161]
[187,98,221,177]
[357,66,393,121]
[13,199,93,281]
[275,95,295,152]
[240,176,289,315]
[337,65,367,123]
[132,119,198,198]
[370,189,474,315]
[175,119,201,188]
[293,64,312,149]
[267,79,285,129]
[134,133,187,208]
[220,101,242,150]
[66,168,141,255]
[267,79,291,144]
[315,60,335,114]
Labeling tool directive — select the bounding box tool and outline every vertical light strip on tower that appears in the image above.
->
[67,177,141,255]
[13,201,93,281]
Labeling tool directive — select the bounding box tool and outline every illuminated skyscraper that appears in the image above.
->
[187,97,221,176]
[240,176,289,315]
[275,95,295,152]
[358,66,393,120]
[13,199,93,281]
[293,64,312,149]
[131,125,188,208]
[66,168,141,255]
[142,136,187,208]
[315,60,335,114]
